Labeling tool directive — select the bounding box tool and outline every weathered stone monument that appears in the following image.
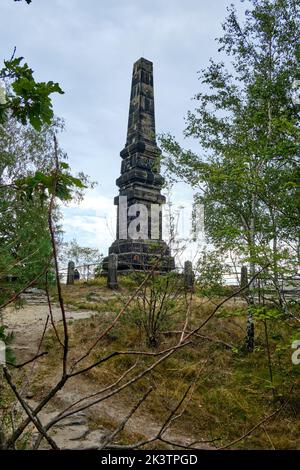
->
[184,260,195,292]
[103,58,175,272]
[67,260,75,285]
[107,253,118,289]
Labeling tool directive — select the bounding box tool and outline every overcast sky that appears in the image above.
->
[1,0,245,264]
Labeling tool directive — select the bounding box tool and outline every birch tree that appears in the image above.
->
[161,0,300,350]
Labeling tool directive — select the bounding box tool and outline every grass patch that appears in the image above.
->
[33,279,300,449]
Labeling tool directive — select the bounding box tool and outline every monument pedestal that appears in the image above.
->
[103,239,174,272]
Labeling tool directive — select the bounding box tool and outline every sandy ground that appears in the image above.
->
[2,289,212,450]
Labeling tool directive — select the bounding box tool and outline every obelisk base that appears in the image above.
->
[102,239,175,272]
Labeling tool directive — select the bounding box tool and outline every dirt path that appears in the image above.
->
[2,289,212,450]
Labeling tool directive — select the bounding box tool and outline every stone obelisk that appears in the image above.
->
[103,58,175,272]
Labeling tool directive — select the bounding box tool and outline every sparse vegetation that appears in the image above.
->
[36,278,300,449]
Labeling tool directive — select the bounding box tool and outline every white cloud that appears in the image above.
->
[61,188,115,252]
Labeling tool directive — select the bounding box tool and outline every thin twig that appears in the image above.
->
[6,352,48,369]
[48,135,68,376]
[45,272,63,348]
[100,387,153,449]
[218,400,288,449]
[163,330,234,349]
[54,361,138,418]
[3,368,59,450]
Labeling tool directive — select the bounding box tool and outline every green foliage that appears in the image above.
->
[195,249,231,296]
[219,305,284,323]
[15,162,86,202]
[126,272,184,347]
[0,188,52,306]
[249,305,284,322]
[161,0,299,250]
[0,57,64,131]
[0,120,89,310]
[60,238,103,266]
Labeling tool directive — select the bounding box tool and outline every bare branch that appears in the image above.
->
[6,352,48,369]
[3,368,59,450]
[163,330,234,349]
[45,272,64,348]
[48,135,68,376]
[100,387,153,449]
[218,400,288,449]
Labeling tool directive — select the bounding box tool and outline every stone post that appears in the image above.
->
[184,260,194,292]
[67,261,75,285]
[107,254,118,289]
